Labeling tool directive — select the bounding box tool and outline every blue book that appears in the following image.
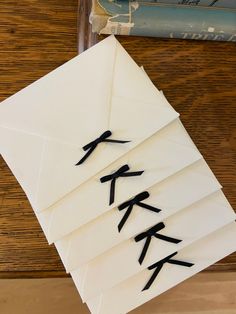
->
[92,0,236,41]
[139,0,236,9]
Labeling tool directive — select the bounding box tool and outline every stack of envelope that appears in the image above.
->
[0,35,235,314]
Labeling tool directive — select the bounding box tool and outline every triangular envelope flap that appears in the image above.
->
[35,118,190,211]
[36,118,192,211]
[35,41,180,211]
[38,120,202,244]
[0,127,44,206]
[0,35,180,213]
[86,222,236,314]
[0,35,117,145]
[1,35,116,212]
[35,137,131,210]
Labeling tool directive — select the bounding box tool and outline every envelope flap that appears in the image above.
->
[0,36,117,146]
[1,36,181,212]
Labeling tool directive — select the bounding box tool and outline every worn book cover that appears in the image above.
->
[139,0,236,9]
[90,0,236,41]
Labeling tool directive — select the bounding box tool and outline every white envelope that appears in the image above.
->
[0,35,179,213]
[55,159,222,271]
[86,221,236,314]
[71,190,236,301]
[36,119,202,243]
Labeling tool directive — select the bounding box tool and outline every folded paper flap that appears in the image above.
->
[0,126,126,211]
[86,222,236,314]
[56,158,222,272]
[0,36,116,145]
[77,191,235,301]
[39,120,202,243]
[0,36,116,211]
[0,35,180,213]
[36,138,132,210]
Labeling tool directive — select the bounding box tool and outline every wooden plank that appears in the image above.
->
[0,272,236,314]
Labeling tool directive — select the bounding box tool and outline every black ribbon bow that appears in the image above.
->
[75,130,130,165]
[117,191,161,232]
[100,164,144,205]
[142,252,194,291]
[135,222,182,265]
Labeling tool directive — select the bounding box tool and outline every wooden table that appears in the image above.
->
[0,0,236,288]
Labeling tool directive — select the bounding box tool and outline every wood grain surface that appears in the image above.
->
[1,272,236,314]
[0,0,78,277]
[0,0,235,279]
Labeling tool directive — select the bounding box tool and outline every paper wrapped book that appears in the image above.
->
[0,36,235,314]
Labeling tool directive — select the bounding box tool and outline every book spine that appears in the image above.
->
[138,0,236,9]
[94,1,236,42]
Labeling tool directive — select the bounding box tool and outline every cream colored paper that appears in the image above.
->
[0,35,178,214]
[86,222,236,314]
[71,190,235,301]
[37,119,202,243]
[55,159,222,271]
[1,35,234,314]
